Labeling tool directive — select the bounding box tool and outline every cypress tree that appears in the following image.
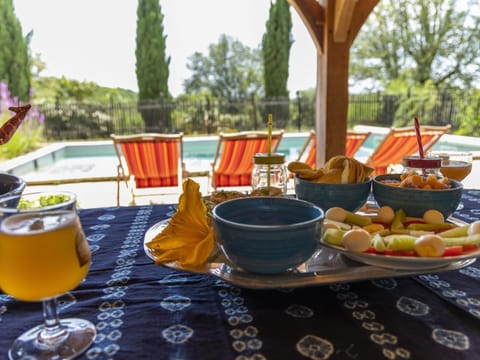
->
[262,0,292,97]
[0,0,31,102]
[135,0,170,131]
[262,0,292,127]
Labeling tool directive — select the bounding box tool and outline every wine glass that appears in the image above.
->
[437,151,473,182]
[0,191,96,359]
[430,151,473,211]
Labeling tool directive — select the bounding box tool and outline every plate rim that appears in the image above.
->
[319,238,480,270]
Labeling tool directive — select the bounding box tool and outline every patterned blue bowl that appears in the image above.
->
[0,173,25,207]
[212,197,324,274]
[373,174,463,218]
[294,176,372,212]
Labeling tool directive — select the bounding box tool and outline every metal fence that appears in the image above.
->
[37,91,475,141]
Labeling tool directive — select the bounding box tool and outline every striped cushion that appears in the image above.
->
[120,140,180,188]
[372,131,440,175]
[214,138,280,187]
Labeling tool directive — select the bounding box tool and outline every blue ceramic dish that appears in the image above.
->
[373,174,463,218]
[0,173,26,208]
[294,176,372,212]
[212,197,324,274]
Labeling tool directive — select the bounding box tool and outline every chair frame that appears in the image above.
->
[210,130,284,191]
[367,124,451,175]
[111,133,184,205]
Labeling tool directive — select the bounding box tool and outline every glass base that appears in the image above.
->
[9,318,96,360]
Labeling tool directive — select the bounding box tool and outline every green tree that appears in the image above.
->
[184,34,263,102]
[350,0,480,90]
[0,0,30,102]
[262,0,292,97]
[262,0,292,128]
[135,0,170,131]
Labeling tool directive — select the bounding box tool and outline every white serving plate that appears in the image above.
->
[144,219,478,289]
[320,239,480,270]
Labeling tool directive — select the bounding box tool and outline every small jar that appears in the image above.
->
[251,153,288,195]
[402,156,442,177]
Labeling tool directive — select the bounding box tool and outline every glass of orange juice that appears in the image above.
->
[0,191,96,359]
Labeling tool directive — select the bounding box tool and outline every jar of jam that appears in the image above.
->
[251,153,288,195]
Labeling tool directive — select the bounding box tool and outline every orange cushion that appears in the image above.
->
[120,140,180,188]
[371,132,438,175]
[214,138,280,187]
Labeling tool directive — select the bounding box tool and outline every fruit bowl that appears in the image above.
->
[373,174,462,218]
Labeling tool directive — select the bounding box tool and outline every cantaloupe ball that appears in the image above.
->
[423,210,444,225]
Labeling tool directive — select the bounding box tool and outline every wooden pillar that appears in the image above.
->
[315,1,349,167]
[289,0,378,167]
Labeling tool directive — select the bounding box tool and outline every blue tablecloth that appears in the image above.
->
[1,190,480,359]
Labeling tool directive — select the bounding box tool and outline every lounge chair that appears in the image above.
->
[297,130,371,167]
[111,133,184,205]
[367,125,451,175]
[210,130,284,191]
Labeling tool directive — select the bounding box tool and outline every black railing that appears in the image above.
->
[37,91,473,141]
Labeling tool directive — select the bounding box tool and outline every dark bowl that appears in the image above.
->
[212,196,324,274]
[373,174,463,218]
[0,173,26,208]
[294,176,372,212]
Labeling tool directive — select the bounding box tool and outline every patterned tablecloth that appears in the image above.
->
[1,190,480,359]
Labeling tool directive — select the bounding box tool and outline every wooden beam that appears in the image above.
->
[333,0,357,42]
[288,0,325,54]
[347,0,379,45]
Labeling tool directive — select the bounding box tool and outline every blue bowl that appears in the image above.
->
[373,174,463,218]
[212,197,324,274]
[0,173,26,207]
[294,176,372,212]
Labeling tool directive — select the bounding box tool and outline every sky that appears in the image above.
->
[13,0,318,97]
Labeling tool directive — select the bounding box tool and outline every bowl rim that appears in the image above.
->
[0,190,77,212]
[373,173,463,192]
[295,175,372,186]
[0,172,26,196]
[212,196,324,230]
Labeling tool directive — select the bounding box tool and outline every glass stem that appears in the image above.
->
[38,298,68,347]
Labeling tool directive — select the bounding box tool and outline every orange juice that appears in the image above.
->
[0,211,90,301]
[440,160,472,181]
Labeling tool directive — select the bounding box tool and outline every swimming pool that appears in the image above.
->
[2,128,479,184]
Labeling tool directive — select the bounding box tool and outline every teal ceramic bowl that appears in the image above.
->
[212,197,324,274]
[294,176,372,212]
[373,174,463,218]
[0,173,25,207]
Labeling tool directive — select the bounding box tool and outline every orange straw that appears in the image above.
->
[414,117,424,159]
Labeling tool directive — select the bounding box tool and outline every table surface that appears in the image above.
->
[1,190,480,359]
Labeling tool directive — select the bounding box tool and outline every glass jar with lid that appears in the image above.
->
[402,156,442,177]
[251,153,288,195]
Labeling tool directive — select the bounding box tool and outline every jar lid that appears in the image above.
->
[253,153,285,165]
[403,157,442,168]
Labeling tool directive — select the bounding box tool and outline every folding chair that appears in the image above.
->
[111,133,184,205]
[297,130,371,167]
[210,130,284,191]
[367,125,451,175]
